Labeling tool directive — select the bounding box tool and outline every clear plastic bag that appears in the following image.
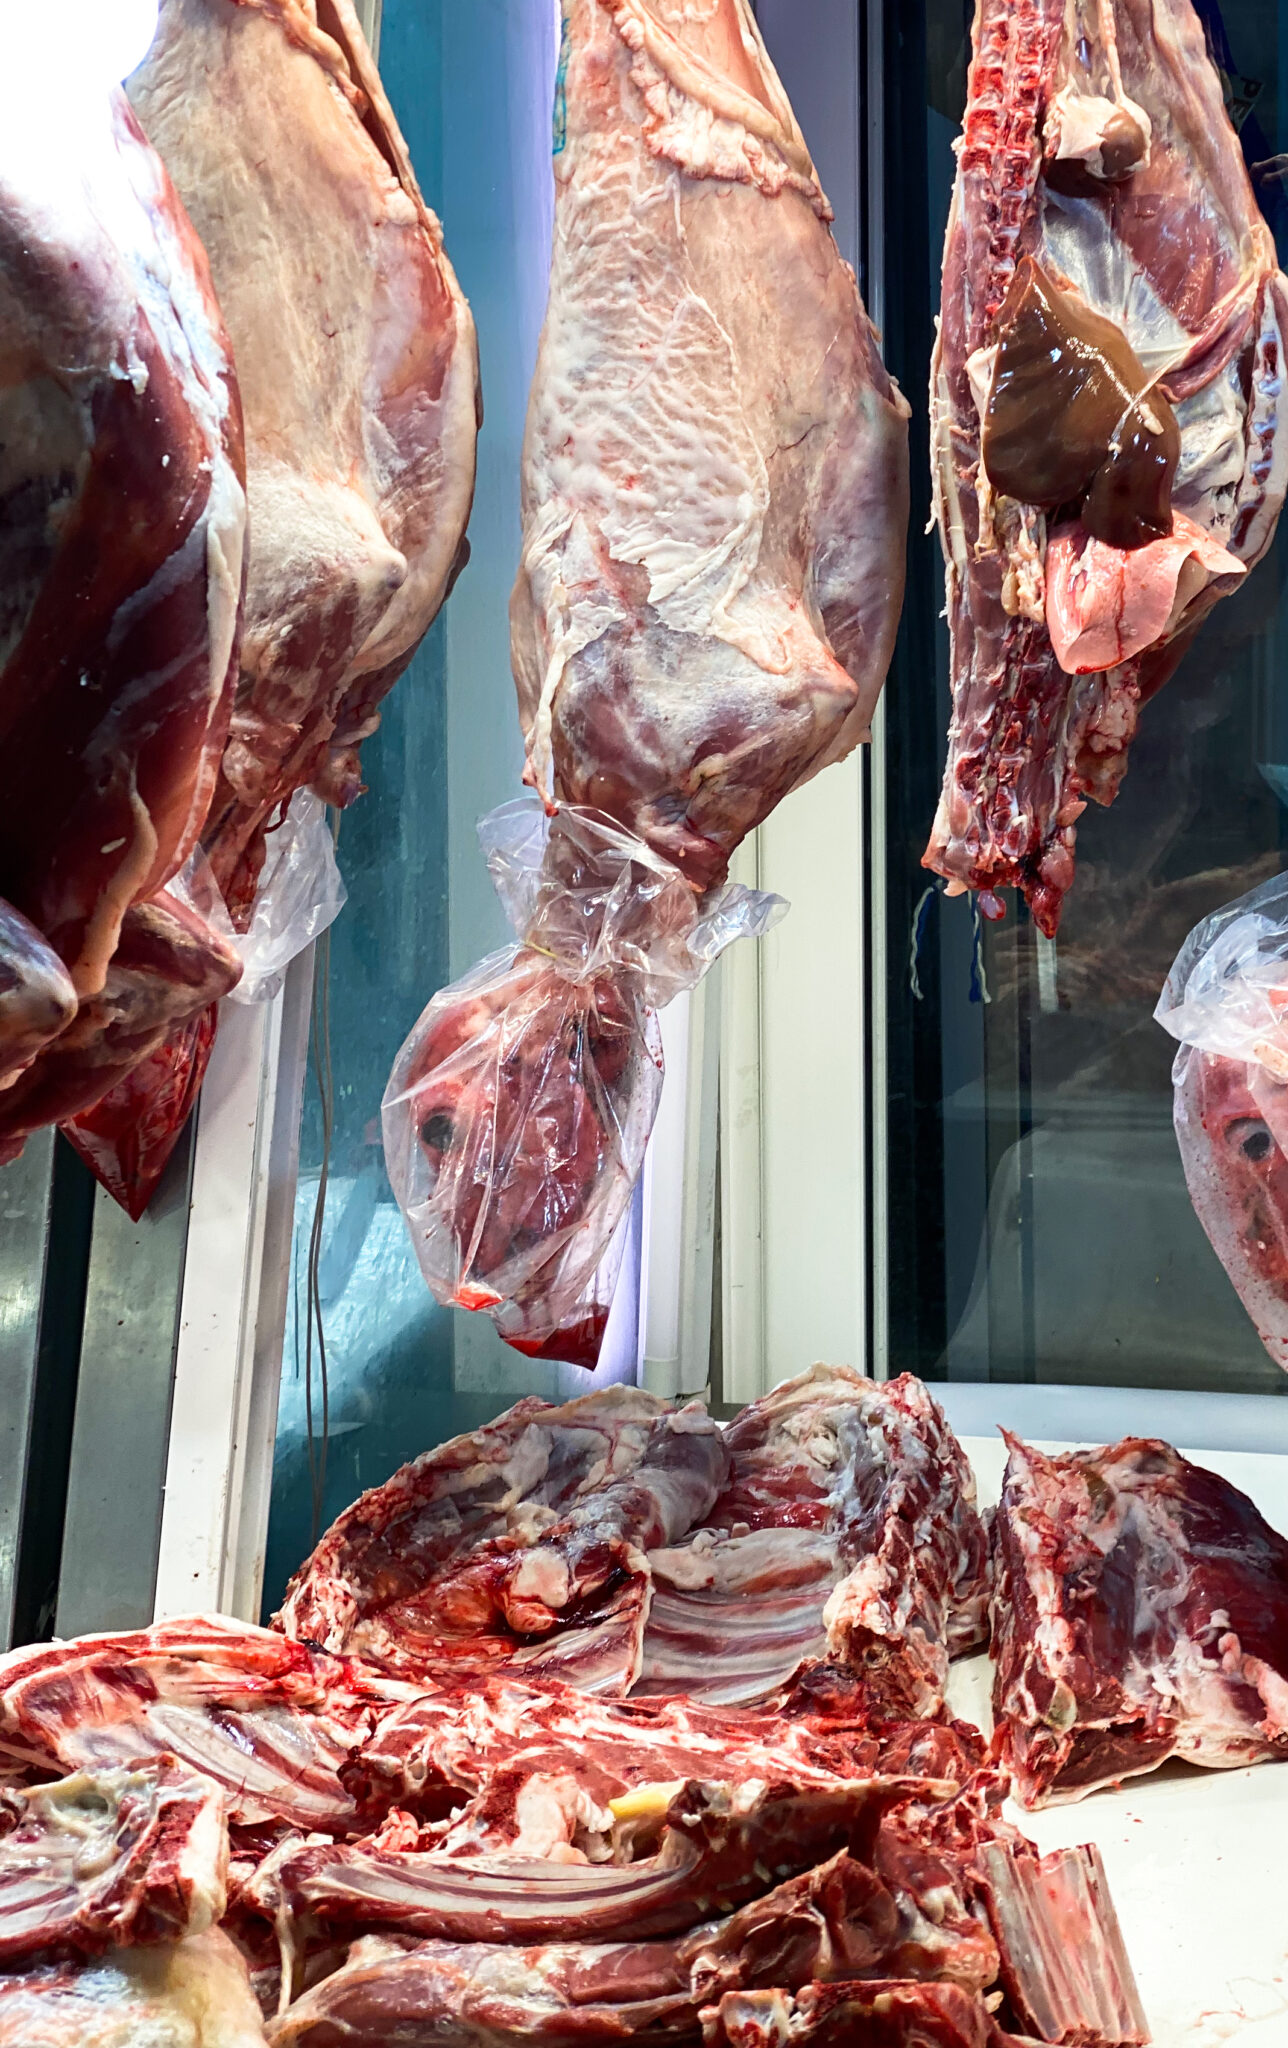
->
[1158,873,1288,1369]
[64,792,346,1216]
[225,788,346,1003]
[383,800,784,1367]
[1155,872,1288,1077]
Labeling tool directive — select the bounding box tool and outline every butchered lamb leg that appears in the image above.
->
[392,0,908,1361]
[924,0,1288,934]
[63,0,481,1217]
[0,86,246,1145]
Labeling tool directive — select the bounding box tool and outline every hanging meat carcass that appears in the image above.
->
[62,0,481,1214]
[924,0,1288,935]
[385,0,909,1363]
[0,84,247,1153]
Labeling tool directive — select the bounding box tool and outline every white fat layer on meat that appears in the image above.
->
[521,130,774,794]
[1044,85,1151,173]
[0,1931,267,2048]
[509,1771,615,1860]
[8,1766,223,1936]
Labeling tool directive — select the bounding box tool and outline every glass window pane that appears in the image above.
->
[883,0,1288,1397]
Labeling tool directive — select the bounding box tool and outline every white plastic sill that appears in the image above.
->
[937,1382,1288,1459]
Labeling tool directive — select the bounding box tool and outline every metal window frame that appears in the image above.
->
[710,0,883,1405]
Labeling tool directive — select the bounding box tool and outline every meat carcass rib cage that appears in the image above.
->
[264,1847,992,2048]
[65,0,481,1218]
[0,1617,400,1834]
[277,1372,987,1714]
[0,1763,227,1965]
[393,0,909,1359]
[924,0,1288,935]
[0,83,246,1155]
[275,1386,679,1669]
[249,1774,941,1949]
[640,1368,991,1714]
[991,1432,1288,1806]
[0,1930,270,2048]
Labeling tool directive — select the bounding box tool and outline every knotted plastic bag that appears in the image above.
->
[383,800,783,1367]
[1157,873,1288,1368]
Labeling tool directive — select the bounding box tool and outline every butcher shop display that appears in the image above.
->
[276,1368,989,1714]
[1156,871,1288,1368]
[924,0,1288,935]
[991,1431,1288,1806]
[387,0,909,1363]
[0,1372,1156,2048]
[0,80,246,1155]
[50,0,481,1215]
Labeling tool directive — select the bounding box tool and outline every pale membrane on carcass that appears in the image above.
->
[0,1932,268,2048]
[513,0,908,888]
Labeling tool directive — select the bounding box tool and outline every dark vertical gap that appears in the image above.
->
[12,1137,96,1645]
[878,0,949,1379]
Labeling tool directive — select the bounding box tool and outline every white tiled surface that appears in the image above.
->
[949,1437,1288,2047]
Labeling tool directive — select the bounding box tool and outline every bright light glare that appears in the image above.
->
[10,0,160,94]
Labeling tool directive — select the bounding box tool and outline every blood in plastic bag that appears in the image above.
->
[383,800,781,1368]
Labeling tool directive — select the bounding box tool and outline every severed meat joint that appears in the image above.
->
[128,0,479,926]
[924,0,1288,934]
[390,0,909,1362]
[991,1431,1288,1806]
[61,0,481,1216]
[0,84,246,1154]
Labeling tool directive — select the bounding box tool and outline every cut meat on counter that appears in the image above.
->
[70,0,480,1216]
[0,1763,226,1964]
[707,1982,1025,2048]
[276,1387,677,1670]
[0,1616,395,1833]
[0,83,246,1154]
[0,1374,1155,2048]
[249,1774,936,1949]
[924,0,1288,934]
[639,1369,990,1713]
[277,1373,986,1713]
[0,1930,270,2048]
[265,1846,990,2048]
[402,0,908,1361]
[991,1432,1288,1805]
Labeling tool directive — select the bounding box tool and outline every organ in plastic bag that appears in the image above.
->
[64,791,346,1215]
[1157,873,1288,1369]
[383,800,783,1367]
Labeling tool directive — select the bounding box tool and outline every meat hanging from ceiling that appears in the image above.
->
[385,0,910,1364]
[57,0,482,1217]
[0,83,247,1155]
[923,0,1288,937]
